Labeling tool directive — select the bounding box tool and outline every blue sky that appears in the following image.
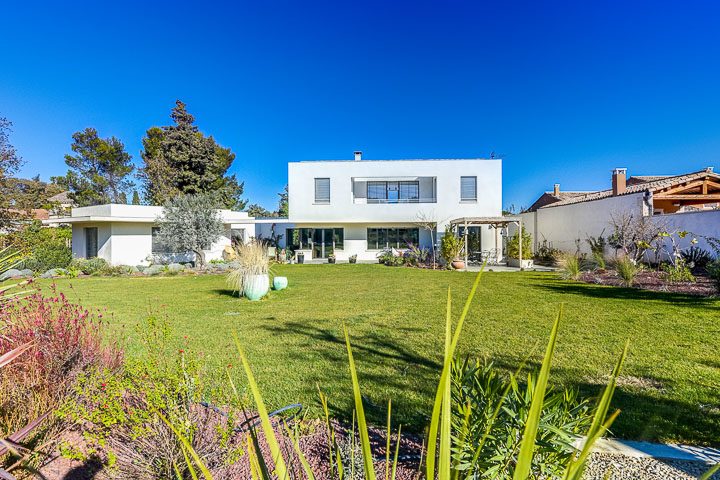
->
[2,0,720,211]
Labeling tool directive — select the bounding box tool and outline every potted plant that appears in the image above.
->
[225,242,271,301]
[507,227,533,268]
[328,253,336,264]
[440,227,465,270]
[349,254,357,264]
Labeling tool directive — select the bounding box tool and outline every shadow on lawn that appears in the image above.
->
[485,354,720,445]
[532,277,720,309]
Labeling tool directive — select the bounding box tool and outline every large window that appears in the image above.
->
[314,178,330,204]
[286,228,344,253]
[366,227,419,249]
[85,227,98,258]
[151,227,171,254]
[367,181,419,203]
[461,176,477,202]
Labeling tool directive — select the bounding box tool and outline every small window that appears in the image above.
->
[461,176,477,202]
[85,227,98,258]
[315,178,330,204]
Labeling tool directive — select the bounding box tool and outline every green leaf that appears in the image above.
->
[512,303,564,480]
[343,322,377,480]
[232,331,289,480]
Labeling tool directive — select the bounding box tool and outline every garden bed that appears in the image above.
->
[578,269,715,297]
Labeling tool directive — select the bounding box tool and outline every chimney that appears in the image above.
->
[612,168,627,196]
[704,166,714,173]
[553,184,560,196]
[354,151,362,161]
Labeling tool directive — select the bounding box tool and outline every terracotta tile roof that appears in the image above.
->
[6,208,50,220]
[48,191,71,203]
[626,175,674,186]
[540,170,720,208]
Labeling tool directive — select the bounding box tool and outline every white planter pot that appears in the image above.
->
[243,274,269,301]
[508,258,534,268]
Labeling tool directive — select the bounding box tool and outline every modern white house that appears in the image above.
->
[285,152,502,261]
[46,153,503,265]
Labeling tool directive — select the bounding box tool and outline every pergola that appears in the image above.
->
[449,216,524,270]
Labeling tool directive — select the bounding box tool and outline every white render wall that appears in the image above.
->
[519,193,645,255]
[288,159,502,229]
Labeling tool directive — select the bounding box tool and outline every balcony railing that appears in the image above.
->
[353,197,437,204]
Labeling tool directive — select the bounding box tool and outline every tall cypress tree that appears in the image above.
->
[139,101,246,209]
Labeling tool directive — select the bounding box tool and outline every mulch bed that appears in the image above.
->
[578,270,716,297]
[37,405,425,480]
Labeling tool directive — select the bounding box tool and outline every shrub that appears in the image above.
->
[0,285,122,456]
[405,244,431,265]
[681,246,712,270]
[533,240,561,266]
[507,227,532,260]
[17,224,73,272]
[706,259,720,292]
[660,261,695,284]
[440,227,463,263]
[58,305,238,479]
[613,256,641,287]
[451,358,592,479]
[559,253,583,280]
[70,257,109,275]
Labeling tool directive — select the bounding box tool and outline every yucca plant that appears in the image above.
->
[156,267,719,479]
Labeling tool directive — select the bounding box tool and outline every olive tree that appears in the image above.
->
[155,194,224,267]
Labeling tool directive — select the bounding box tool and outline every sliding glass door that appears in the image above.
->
[312,228,335,258]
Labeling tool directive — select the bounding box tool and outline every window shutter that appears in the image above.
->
[315,178,330,203]
[461,176,477,201]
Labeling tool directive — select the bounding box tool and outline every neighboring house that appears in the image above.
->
[520,167,720,254]
[47,191,74,216]
[45,153,503,265]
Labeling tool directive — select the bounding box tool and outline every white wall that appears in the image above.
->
[659,210,720,254]
[288,159,502,229]
[520,193,644,254]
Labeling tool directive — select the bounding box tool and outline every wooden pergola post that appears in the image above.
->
[518,218,523,271]
[464,220,468,271]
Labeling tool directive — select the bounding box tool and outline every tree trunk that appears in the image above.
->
[194,249,206,268]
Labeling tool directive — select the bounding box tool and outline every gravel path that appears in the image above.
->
[585,453,720,479]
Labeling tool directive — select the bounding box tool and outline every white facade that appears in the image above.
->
[47,156,503,265]
[286,157,502,260]
[57,204,254,266]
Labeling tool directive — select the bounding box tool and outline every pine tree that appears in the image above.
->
[131,190,141,205]
[118,192,128,204]
[276,184,289,217]
[139,100,246,209]
[52,128,134,206]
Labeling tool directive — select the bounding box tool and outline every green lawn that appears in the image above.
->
[12,265,720,445]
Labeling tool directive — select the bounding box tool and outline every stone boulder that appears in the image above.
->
[20,269,34,277]
[0,269,23,282]
[40,268,69,278]
[143,265,164,275]
[167,263,184,272]
[227,261,241,270]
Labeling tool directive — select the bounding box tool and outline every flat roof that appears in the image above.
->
[295,158,495,163]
